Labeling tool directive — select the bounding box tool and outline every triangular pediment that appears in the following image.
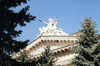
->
[11,18,79,66]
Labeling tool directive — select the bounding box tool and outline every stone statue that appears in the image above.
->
[38,18,68,36]
[39,18,58,33]
[39,18,58,28]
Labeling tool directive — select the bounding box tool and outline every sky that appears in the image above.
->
[15,0,100,43]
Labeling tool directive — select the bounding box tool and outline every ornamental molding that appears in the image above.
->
[11,18,80,66]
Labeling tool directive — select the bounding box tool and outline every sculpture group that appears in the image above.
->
[39,18,58,33]
[38,18,68,36]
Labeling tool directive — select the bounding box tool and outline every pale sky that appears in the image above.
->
[15,0,100,43]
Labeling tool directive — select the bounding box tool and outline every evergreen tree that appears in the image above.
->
[0,0,35,65]
[72,17,100,66]
[92,41,100,66]
[38,45,55,66]
[17,49,29,63]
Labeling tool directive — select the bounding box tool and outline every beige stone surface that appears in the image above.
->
[11,18,80,66]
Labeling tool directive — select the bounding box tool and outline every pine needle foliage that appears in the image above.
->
[0,0,35,65]
[72,17,100,66]
[38,45,55,66]
[17,49,29,63]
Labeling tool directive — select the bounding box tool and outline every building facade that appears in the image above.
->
[12,18,80,66]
